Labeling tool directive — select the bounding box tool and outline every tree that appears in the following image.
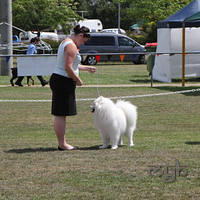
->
[74,0,91,18]
[91,0,118,28]
[75,0,119,28]
[12,0,79,32]
[126,0,191,24]
[124,0,192,42]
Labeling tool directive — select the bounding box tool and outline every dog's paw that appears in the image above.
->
[129,143,135,147]
[111,145,118,150]
[99,145,108,149]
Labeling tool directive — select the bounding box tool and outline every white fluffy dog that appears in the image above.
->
[91,96,137,150]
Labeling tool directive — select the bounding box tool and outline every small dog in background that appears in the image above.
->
[91,96,138,150]
[10,68,34,86]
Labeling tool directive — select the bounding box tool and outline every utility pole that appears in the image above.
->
[77,11,88,18]
[118,3,121,33]
[0,0,13,75]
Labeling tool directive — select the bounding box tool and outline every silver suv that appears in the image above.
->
[79,32,146,65]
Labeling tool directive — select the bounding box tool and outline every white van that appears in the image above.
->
[77,19,103,32]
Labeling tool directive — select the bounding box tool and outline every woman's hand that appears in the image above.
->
[88,66,96,73]
[78,64,96,73]
[76,78,83,86]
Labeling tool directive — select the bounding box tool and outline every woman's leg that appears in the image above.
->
[54,116,74,150]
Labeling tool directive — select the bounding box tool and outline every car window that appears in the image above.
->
[118,37,135,46]
[85,36,115,46]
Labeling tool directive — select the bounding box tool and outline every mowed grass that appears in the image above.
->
[0,63,200,200]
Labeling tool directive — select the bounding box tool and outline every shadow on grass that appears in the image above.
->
[185,141,200,145]
[4,145,126,153]
[79,145,101,150]
[79,145,126,150]
[130,75,151,84]
[4,145,102,153]
[172,77,200,83]
[130,76,200,91]
[5,147,58,154]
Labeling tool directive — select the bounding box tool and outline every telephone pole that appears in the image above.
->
[118,3,121,33]
[0,0,13,75]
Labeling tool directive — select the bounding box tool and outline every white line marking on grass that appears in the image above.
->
[0,88,199,103]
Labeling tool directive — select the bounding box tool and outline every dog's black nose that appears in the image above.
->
[91,108,95,113]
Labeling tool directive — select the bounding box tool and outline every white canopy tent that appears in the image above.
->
[153,0,200,82]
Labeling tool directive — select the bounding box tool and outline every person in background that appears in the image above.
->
[15,37,48,87]
[49,25,96,151]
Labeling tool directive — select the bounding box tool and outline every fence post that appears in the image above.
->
[0,0,13,75]
[182,21,185,87]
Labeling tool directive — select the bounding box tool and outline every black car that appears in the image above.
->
[79,32,146,65]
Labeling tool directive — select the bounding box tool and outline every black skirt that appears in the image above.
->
[50,73,77,116]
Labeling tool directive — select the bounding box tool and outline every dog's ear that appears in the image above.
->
[93,97,104,110]
[98,96,104,103]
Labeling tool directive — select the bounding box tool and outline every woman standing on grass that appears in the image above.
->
[50,25,96,151]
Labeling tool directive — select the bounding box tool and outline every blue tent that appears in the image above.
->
[158,0,200,28]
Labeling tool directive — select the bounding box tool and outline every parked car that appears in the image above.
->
[79,32,146,65]
[101,28,126,34]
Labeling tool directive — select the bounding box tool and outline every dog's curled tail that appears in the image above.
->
[116,100,138,127]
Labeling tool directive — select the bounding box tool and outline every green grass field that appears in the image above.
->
[0,63,200,199]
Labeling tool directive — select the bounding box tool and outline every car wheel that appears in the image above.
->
[86,56,97,65]
[139,55,146,64]
[132,55,140,64]
[133,55,145,64]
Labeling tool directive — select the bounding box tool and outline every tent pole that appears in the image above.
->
[182,22,185,87]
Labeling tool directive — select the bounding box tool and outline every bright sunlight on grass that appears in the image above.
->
[0,63,200,199]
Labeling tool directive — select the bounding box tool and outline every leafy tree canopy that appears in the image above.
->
[124,0,192,42]
[75,0,192,30]
[13,0,193,42]
[12,0,80,32]
[126,0,191,24]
